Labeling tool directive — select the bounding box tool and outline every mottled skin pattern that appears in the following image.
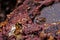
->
[0,0,60,40]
